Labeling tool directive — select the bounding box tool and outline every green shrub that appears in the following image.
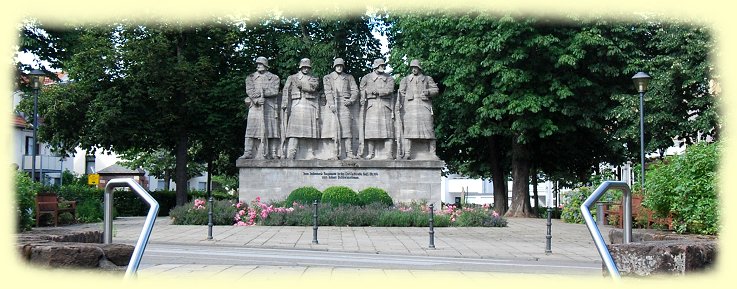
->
[377,210,414,227]
[169,199,239,225]
[15,171,39,231]
[433,214,452,227]
[286,186,322,206]
[560,187,596,224]
[77,198,104,223]
[56,183,103,204]
[536,206,562,219]
[644,142,719,235]
[188,190,238,201]
[454,210,488,227]
[358,187,393,207]
[321,186,360,206]
[324,205,381,226]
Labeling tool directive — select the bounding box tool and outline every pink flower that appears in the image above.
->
[236,202,242,209]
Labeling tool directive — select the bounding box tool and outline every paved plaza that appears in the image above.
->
[52,216,611,279]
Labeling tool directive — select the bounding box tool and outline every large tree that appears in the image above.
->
[610,19,719,162]
[387,12,654,217]
[19,13,384,206]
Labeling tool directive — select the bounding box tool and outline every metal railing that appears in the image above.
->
[580,181,632,280]
[104,178,159,278]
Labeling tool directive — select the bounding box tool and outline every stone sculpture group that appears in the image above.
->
[242,57,439,161]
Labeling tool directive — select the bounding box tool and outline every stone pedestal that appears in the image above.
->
[237,158,444,206]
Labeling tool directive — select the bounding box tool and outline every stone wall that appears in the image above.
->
[17,229,133,271]
[606,229,717,276]
[238,158,444,206]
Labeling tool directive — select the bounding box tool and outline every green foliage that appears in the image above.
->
[169,199,239,225]
[643,142,719,235]
[454,210,508,227]
[15,171,39,232]
[120,148,205,181]
[19,15,384,207]
[321,186,361,207]
[376,210,414,227]
[561,187,594,224]
[386,13,717,216]
[286,186,323,206]
[358,187,393,207]
[536,207,562,219]
[61,170,87,186]
[323,204,384,226]
[212,174,238,194]
[76,198,104,223]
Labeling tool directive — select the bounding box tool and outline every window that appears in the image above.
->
[198,181,207,191]
[85,155,95,174]
[25,136,38,156]
[157,180,166,190]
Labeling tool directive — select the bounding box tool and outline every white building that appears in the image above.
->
[441,173,564,208]
[11,88,209,191]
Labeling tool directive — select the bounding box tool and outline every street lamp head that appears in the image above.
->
[632,72,651,93]
[29,69,46,90]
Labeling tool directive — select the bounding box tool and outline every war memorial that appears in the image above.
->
[237,57,444,205]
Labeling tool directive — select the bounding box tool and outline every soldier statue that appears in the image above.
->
[242,56,281,159]
[398,59,440,160]
[282,58,321,159]
[359,58,396,160]
[322,58,359,159]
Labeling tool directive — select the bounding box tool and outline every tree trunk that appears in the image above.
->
[532,167,539,210]
[207,160,213,198]
[506,141,535,218]
[175,134,188,206]
[489,135,508,214]
[164,169,171,191]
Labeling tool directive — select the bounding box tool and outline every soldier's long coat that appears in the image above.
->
[398,73,439,139]
[245,71,281,138]
[359,71,395,139]
[282,72,321,138]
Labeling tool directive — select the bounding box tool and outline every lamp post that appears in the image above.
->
[632,72,651,194]
[29,69,46,182]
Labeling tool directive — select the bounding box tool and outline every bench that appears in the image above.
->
[35,192,77,227]
[605,196,673,230]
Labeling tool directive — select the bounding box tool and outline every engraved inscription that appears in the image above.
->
[302,171,378,180]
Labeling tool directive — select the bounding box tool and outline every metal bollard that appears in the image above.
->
[429,203,435,249]
[596,202,605,226]
[312,200,319,244]
[207,194,214,240]
[545,207,552,254]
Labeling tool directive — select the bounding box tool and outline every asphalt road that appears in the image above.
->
[139,243,603,276]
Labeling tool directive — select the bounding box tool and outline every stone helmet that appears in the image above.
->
[299,58,312,69]
[409,59,422,70]
[372,58,386,69]
[255,56,269,68]
[333,58,345,68]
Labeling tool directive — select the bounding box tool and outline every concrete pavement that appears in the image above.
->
[58,216,611,279]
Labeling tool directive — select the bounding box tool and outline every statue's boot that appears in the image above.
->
[344,139,357,159]
[429,140,439,160]
[384,139,394,159]
[366,142,376,159]
[241,138,254,158]
[403,140,412,160]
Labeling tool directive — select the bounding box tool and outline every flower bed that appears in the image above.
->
[170,197,507,227]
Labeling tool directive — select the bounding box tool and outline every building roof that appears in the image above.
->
[97,163,145,175]
[13,115,28,128]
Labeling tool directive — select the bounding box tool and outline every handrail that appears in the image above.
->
[580,181,632,280]
[104,178,160,278]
